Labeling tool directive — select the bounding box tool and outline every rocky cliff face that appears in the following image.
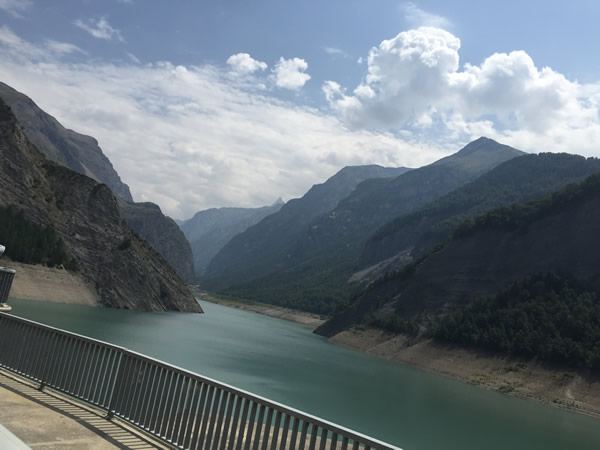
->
[0,98,201,312]
[0,82,133,202]
[119,201,196,283]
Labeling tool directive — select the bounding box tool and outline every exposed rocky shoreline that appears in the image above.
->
[331,328,600,420]
[192,291,325,328]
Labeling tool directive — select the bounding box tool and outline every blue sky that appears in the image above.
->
[1,1,600,218]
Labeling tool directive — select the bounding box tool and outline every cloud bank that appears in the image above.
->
[0,0,32,17]
[0,28,438,219]
[324,27,600,155]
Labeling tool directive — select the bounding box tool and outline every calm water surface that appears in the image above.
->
[8,298,600,450]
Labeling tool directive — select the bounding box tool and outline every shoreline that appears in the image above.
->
[332,329,600,421]
[191,290,326,328]
[195,292,600,421]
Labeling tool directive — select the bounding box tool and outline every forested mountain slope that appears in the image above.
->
[317,173,600,337]
[359,153,600,273]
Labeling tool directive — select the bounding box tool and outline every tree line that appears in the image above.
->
[0,205,78,271]
[431,272,600,369]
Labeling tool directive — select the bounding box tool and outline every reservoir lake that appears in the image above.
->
[8,297,600,450]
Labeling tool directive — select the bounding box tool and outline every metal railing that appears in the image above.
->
[0,267,15,303]
[0,313,399,450]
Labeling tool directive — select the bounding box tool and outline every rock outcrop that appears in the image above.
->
[119,201,196,283]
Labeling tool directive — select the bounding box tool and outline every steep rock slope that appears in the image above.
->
[359,153,600,272]
[180,200,284,276]
[317,173,600,337]
[119,201,196,283]
[1,83,195,285]
[204,165,409,288]
[0,82,133,202]
[0,98,201,312]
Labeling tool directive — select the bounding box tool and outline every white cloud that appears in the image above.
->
[325,27,600,156]
[74,17,124,42]
[125,51,140,64]
[324,47,349,58]
[0,25,42,59]
[0,0,32,17]
[44,39,87,56]
[402,2,451,28]
[272,57,311,90]
[227,53,267,74]
[0,28,444,219]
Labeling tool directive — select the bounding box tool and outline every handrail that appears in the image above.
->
[0,312,400,450]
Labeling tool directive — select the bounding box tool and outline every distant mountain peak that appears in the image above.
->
[272,197,285,206]
[457,137,506,155]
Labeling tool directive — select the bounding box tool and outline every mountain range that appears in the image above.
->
[204,138,524,313]
[179,199,284,277]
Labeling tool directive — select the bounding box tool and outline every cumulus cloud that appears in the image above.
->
[325,27,600,155]
[0,28,443,219]
[74,17,124,42]
[0,0,32,17]
[272,57,311,90]
[227,53,267,74]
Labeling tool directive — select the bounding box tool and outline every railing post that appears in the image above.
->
[0,243,15,313]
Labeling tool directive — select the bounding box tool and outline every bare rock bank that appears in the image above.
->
[331,328,600,419]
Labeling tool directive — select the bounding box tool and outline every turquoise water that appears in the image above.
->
[7,298,600,450]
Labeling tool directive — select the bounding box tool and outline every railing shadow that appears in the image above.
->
[0,370,163,449]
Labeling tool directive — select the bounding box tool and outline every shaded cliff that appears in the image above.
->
[0,98,201,312]
[120,200,196,284]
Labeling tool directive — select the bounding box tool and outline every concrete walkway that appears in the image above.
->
[0,370,164,449]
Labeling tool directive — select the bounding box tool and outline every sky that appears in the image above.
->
[0,1,599,219]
